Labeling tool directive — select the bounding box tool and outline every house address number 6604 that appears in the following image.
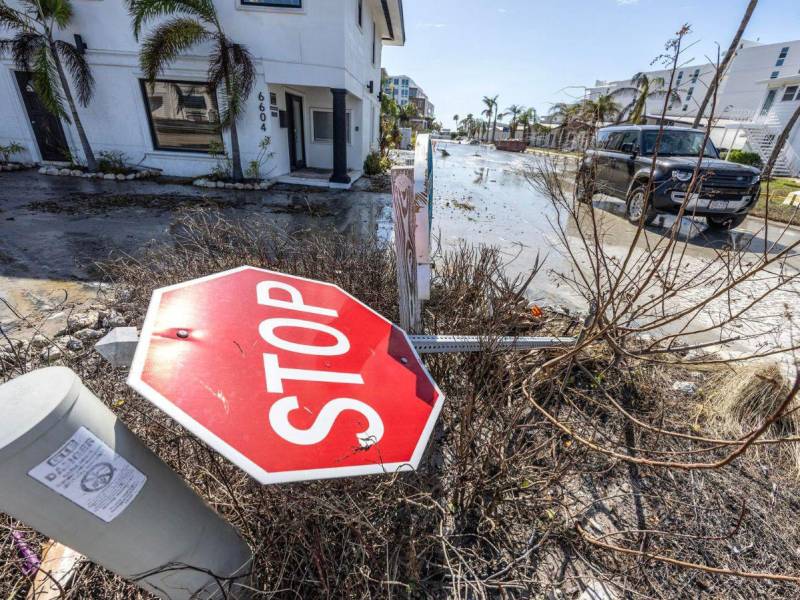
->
[258,92,267,131]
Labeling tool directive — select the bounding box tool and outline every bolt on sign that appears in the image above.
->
[128,267,444,484]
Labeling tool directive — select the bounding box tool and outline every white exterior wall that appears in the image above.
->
[588,63,716,121]
[716,40,800,119]
[0,0,397,176]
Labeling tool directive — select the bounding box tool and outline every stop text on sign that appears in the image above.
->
[129,265,443,485]
[257,280,384,448]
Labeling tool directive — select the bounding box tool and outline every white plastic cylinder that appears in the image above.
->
[0,367,252,599]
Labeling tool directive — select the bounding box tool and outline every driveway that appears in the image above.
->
[0,170,390,335]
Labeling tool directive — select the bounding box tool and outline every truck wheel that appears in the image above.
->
[706,214,747,231]
[626,185,656,226]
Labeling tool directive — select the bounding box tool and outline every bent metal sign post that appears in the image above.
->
[127,267,443,485]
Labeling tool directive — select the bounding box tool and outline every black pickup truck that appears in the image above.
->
[577,125,761,230]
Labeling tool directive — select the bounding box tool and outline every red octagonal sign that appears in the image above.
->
[128,267,443,484]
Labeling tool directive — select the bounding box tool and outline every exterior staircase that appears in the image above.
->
[736,104,799,178]
[740,122,793,177]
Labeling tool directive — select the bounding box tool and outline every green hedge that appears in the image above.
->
[727,150,763,168]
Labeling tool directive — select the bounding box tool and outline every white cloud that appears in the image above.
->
[418,22,447,29]
[617,0,639,4]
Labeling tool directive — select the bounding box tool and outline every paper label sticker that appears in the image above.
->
[28,427,147,523]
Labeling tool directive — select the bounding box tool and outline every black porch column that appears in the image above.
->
[330,88,351,184]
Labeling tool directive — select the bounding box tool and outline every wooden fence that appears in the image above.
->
[391,134,433,333]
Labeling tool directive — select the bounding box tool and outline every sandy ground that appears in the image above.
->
[0,171,391,337]
[432,142,800,361]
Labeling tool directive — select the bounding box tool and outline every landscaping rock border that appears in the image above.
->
[38,166,159,180]
[0,162,35,172]
[192,178,275,191]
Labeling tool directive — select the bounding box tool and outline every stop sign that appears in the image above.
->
[127,267,443,484]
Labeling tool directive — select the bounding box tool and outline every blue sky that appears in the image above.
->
[382,0,800,126]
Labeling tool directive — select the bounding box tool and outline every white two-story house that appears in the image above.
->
[588,39,800,177]
[0,0,405,186]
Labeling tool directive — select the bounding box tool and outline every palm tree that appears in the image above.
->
[398,102,418,126]
[0,0,98,170]
[453,113,459,133]
[380,93,400,154]
[460,113,477,138]
[517,107,537,143]
[582,94,620,126]
[693,0,758,128]
[482,95,500,142]
[481,100,493,142]
[128,0,255,181]
[548,102,583,148]
[611,73,680,124]
[505,104,523,139]
[549,102,580,126]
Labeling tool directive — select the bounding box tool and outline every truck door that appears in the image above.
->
[608,130,640,195]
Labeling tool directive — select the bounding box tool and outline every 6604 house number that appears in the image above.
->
[258,92,267,131]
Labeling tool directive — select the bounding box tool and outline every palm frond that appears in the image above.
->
[10,30,44,70]
[230,41,254,99]
[127,0,216,40]
[0,4,31,32]
[55,39,94,106]
[615,100,636,124]
[139,17,209,81]
[609,86,637,98]
[38,0,73,28]
[31,44,67,120]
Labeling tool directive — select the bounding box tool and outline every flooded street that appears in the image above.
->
[433,142,800,359]
[3,152,799,359]
[0,171,390,336]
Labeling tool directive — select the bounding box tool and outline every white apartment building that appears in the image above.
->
[587,39,800,176]
[0,0,405,186]
[382,74,435,121]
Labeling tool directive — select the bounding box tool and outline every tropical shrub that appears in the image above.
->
[727,149,763,168]
[97,150,129,174]
[0,141,24,163]
[363,151,390,176]
[245,136,274,180]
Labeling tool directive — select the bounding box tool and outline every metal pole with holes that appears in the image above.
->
[0,367,253,599]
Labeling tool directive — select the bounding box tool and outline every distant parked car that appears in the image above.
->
[577,125,761,230]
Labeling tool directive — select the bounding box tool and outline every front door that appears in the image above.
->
[286,93,306,170]
[15,71,70,162]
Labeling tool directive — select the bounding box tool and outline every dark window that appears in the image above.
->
[241,0,301,6]
[595,130,611,148]
[612,131,639,152]
[605,131,625,150]
[761,89,777,115]
[312,110,351,143]
[777,47,789,66]
[372,20,377,64]
[358,0,362,27]
[642,130,718,158]
[782,86,799,101]
[771,71,780,79]
[140,80,222,153]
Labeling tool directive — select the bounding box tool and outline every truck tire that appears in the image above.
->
[626,184,657,226]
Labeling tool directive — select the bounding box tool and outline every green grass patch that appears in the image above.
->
[750,177,800,225]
